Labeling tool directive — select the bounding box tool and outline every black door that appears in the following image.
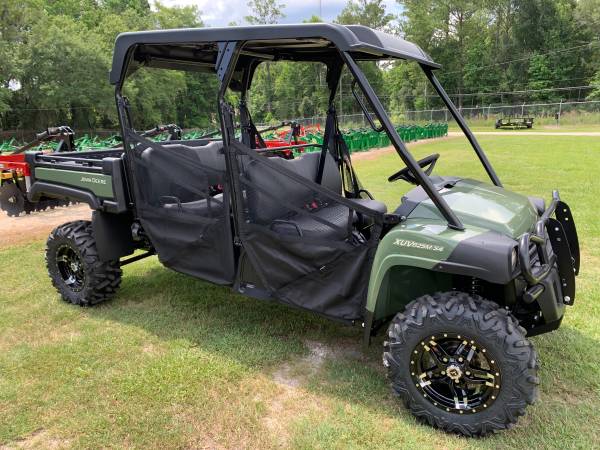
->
[128,135,235,285]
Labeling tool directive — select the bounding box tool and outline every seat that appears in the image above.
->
[244,151,386,239]
[140,140,227,214]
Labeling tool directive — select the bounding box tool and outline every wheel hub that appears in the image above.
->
[446,364,462,381]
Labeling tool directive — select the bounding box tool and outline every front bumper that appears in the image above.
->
[517,191,580,335]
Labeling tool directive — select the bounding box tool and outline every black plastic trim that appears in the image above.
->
[102,157,129,213]
[92,211,135,261]
[28,182,101,209]
[441,231,516,284]
[555,200,580,275]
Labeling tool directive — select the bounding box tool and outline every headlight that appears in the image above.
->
[511,247,518,271]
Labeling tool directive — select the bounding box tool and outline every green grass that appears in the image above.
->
[1,135,599,448]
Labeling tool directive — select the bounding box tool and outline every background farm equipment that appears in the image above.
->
[256,121,309,159]
[495,115,534,129]
[0,126,78,216]
[0,124,185,217]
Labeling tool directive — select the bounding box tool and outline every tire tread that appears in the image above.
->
[46,220,121,306]
[383,291,539,437]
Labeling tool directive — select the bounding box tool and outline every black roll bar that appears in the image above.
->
[422,66,502,187]
[341,52,465,231]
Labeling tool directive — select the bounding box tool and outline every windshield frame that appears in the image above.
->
[342,52,471,229]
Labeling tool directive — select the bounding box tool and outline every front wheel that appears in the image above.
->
[383,292,539,436]
[46,220,122,306]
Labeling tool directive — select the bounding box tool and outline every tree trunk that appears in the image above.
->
[266,63,272,114]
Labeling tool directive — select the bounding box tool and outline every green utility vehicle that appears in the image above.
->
[28,25,580,436]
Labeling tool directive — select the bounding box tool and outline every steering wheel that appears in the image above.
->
[388,153,440,185]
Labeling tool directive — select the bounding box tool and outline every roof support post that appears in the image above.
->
[216,41,239,84]
[341,52,464,231]
[422,66,502,187]
[217,41,245,246]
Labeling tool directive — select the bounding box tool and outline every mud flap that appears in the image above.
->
[547,217,576,305]
[555,200,580,275]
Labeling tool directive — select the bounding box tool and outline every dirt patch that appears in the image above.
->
[0,429,70,449]
[262,341,346,446]
[272,340,331,387]
[0,204,91,249]
[262,339,367,446]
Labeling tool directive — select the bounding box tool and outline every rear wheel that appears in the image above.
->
[0,181,25,217]
[46,220,122,306]
[383,291,539,436]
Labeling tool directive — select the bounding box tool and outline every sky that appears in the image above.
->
[159,0,403,28]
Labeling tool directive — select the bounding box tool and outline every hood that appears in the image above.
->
[408,179,538,238]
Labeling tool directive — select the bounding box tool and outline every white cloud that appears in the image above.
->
[158,0,402,27]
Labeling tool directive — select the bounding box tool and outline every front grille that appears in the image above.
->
[528,241,539,266]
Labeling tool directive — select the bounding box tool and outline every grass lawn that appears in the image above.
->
[1,135,599,449]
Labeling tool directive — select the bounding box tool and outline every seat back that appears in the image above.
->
[244,151,341,223]
[162,140,226,185]
[139,140,226,204]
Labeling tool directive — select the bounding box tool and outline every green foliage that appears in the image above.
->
[245,0,286,25]
[397,0,597,109]
[336,0,394,29]
[0,0,598,131]
[0,0,204,131]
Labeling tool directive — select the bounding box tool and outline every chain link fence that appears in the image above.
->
[288,99,600,129]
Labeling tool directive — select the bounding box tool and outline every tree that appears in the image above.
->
[245,0,286,25]
[337,0,394,30]
[588,71,600,100]
[245,0,287,116]
[527,54,557,101]
[153,1,202,29]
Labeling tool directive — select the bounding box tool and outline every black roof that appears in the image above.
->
[109,24,439,85]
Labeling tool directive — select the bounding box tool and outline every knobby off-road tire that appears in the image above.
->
[46,220,122,306]
[383,291,539,436]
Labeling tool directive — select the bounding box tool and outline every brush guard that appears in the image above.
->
[518,191,579,309]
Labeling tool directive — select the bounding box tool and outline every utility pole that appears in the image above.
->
[319,0,322,18]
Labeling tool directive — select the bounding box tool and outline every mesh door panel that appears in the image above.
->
[232,141,383,320]
[129,136,234,284]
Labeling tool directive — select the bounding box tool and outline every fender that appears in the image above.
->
[28,181,102,209]
[365,219,519,335]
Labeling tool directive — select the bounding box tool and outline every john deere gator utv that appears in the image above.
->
[26,24,580,436]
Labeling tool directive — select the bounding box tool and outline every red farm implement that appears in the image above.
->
[0,126,76,216]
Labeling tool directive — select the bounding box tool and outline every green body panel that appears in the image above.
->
[367,179,538,318]
[410,179,537,239]
[367,220,485,316]
[34,168,114,198]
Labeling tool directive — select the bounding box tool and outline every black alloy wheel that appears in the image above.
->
[55,244,86,292]
[384,292,539,436]
[410,332,500,414]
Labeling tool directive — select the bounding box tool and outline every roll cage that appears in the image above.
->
[111,24,502,231]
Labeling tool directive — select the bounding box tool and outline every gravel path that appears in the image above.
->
[448,131,600,137]
[0,204,91,249]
